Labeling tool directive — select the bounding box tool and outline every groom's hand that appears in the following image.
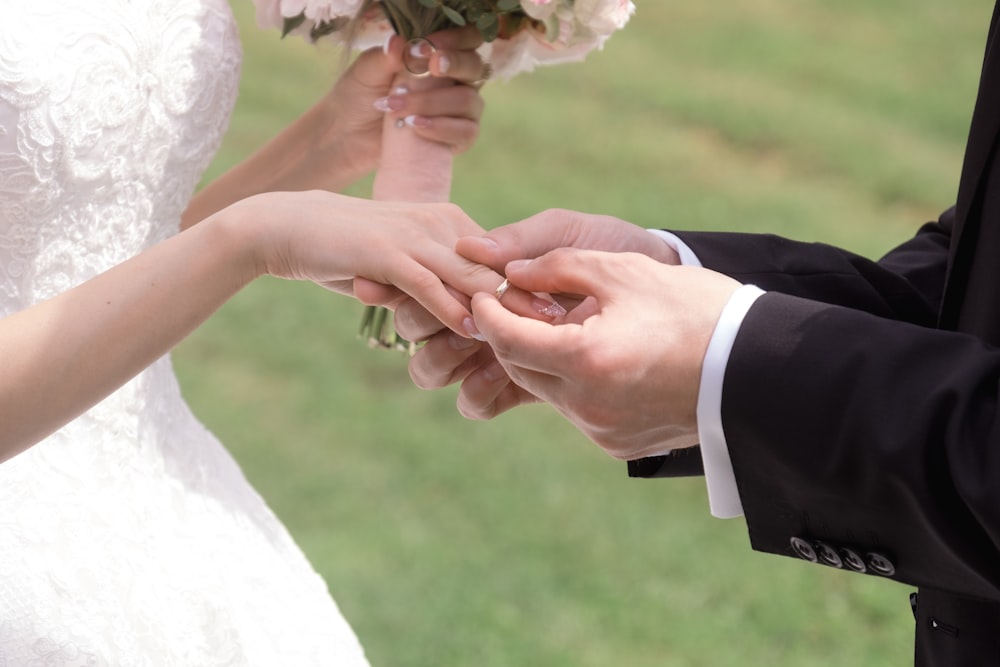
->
[405,208,687,420]
[464,248,739,459]
[455,208,681,273]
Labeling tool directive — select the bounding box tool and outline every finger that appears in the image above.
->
[408,329,484,390]
[470,291,577,373]
[352,36,404,88]
[424,24,485,51]
[409,117,480,155]
[418,243,565,323]
[393,285,467,341]
[455,210,583,270]
[391,260,475,335]
[403,84,484,122]
[457,372,540,420]
[503,249,636,302]
[431,49,489,84]
[354,277,404,307]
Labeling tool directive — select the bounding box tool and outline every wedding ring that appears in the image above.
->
[403,38,436,78]
[493,278,511,302]
[471,62,493,88]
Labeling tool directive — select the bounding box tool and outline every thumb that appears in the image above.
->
[504,248,629,301]
[456,212,576,270]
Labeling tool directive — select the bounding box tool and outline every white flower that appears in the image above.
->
[300,0,365,23]
[572,0,635,36]
[520,0,559,21]
[250,0,364,29]
[251,0,284,29]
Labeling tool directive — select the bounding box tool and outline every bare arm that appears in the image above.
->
[0,191,507,463]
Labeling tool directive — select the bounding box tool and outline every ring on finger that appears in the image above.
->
[403,37,436,78]
[471,62,493,87]
[493,278,511,302]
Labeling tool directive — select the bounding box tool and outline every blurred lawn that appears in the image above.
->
[176,1,992,665]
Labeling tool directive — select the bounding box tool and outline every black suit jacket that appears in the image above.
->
[630,3,1000,664]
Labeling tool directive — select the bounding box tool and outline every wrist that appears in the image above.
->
[204,198,270,286]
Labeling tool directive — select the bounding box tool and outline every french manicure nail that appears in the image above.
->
[404,115,431,128]
[392,85,409,96]
[506,259,532,272]
[382,33,394,55]
[437,54,451,74]
[463,317,486,342]
[533,298,566,318]
[373,96,405,112]
[410,40,432,58]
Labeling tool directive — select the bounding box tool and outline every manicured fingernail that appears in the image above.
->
[382,33,394,55]
[463,317,486,341]
[506,259,532,272]
[403,115,431,128]
[373,96,405,112]
[437,54,451,74]
[449,332,476,350]
[534,298,566,318]
[410,40,433,58]
[392,85,409,95]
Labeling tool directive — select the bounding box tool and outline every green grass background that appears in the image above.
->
[176,1,993,664]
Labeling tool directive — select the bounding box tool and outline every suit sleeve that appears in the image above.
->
[627,208,954,480]
[722,291,1000,597]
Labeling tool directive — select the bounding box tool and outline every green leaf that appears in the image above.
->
[418,0,438,7]
[476,13,497,31]
[441,6,466,25]
[310,16,349,41]
[480,21,500,41]
[497,0,520,11]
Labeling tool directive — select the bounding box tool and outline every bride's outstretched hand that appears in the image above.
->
[232,191,561,337]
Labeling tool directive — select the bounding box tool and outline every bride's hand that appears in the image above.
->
[231,191,556,337]
[321,25,487,179]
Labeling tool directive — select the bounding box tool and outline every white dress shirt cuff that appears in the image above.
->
[645,229,763,519]
[697,284,764,518]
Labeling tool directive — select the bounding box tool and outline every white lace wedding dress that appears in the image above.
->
[0,2,371,665]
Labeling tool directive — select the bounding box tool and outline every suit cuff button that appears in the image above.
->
[865,552,896,577]
[838,548,868,573]
[790,536,818,562]
[814,541,843,568]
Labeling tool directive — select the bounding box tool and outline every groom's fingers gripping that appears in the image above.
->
[502,248,631,303]
[455,209,591,271]
[469,291,578,375]
[392,256,551,337]
[424,248,567,326]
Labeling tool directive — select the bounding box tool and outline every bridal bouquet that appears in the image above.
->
[253,0,634,349]
[254,1,635,80]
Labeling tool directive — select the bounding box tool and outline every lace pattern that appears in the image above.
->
[0,2,369,665]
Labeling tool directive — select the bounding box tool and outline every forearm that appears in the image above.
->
[182,96,363,229]
[0,209,260,461]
